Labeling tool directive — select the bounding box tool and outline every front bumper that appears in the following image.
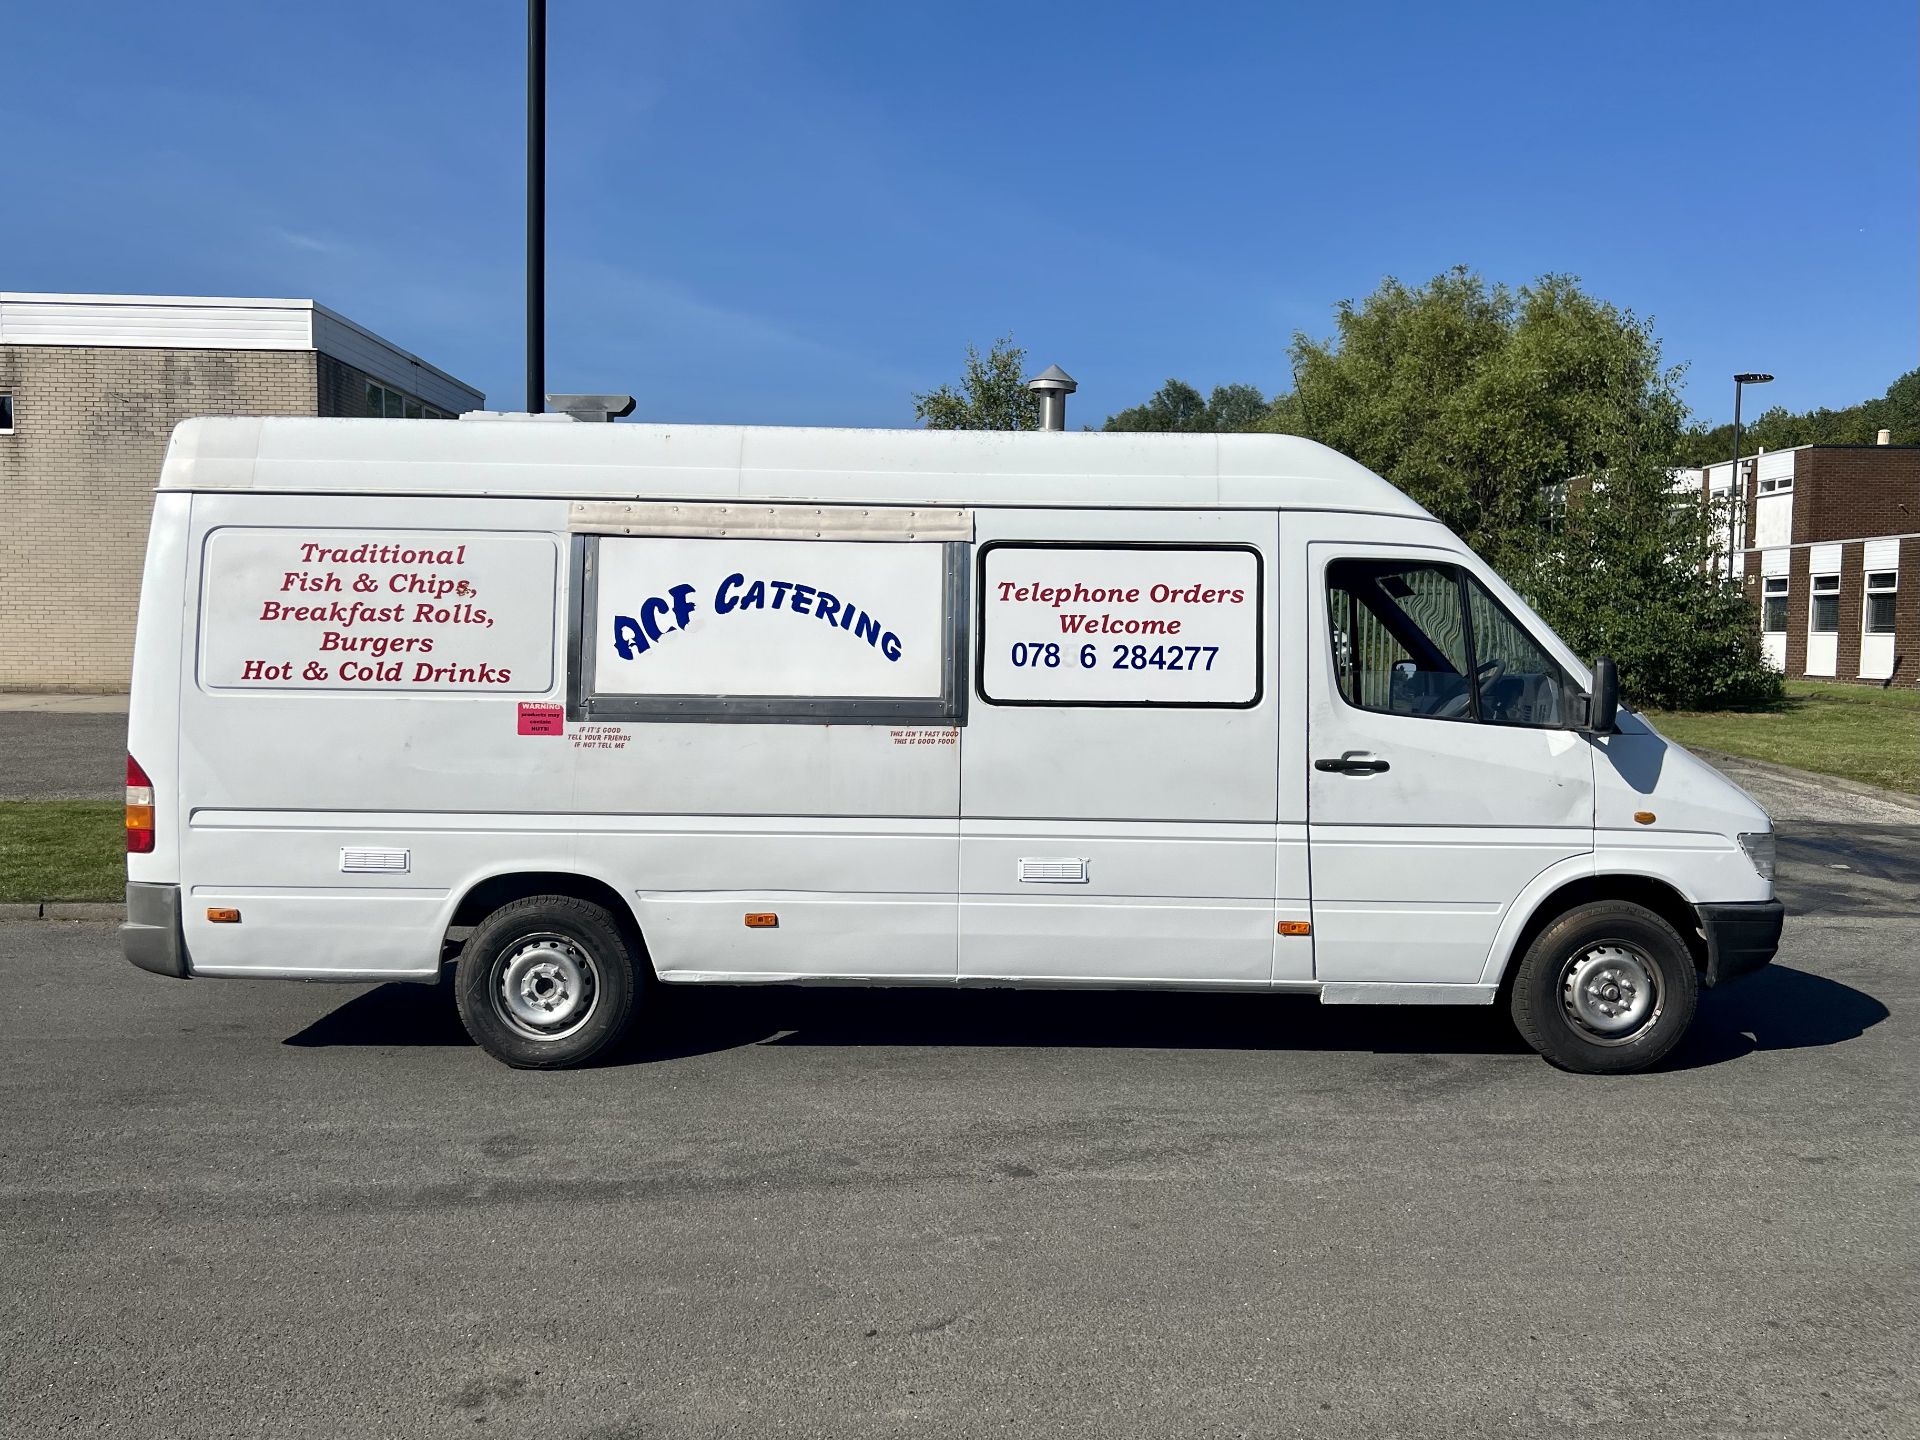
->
[122,881,189,979]
[1697,899,1784,987]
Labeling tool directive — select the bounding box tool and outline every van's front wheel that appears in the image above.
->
[1510,900,1699,1074]
[454,895,639,1069]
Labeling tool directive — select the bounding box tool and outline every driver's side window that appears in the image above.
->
[1325,559,1573,727]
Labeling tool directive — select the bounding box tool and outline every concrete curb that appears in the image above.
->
[1693,748,1920,813]
[0,692,130,714]
[1,902,125,921]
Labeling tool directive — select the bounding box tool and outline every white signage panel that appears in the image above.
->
[980,544,1261,705]
[198,529,556,692]
[591,537,948,699]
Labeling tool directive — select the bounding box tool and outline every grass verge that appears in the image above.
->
[1645,680,1919,795]
[0,801,125,903]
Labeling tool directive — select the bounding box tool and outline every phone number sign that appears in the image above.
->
[979,544,1261,706]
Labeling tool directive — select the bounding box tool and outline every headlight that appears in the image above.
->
[1737,831,1775,883]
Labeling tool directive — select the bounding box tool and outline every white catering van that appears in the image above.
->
[122,416,1783,1073]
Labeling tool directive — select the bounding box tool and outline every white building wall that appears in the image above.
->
[1754,493,1793,549]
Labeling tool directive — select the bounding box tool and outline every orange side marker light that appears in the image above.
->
[744,912,778,929]
[1278,920,1312,936]
[1633,811,1656,825]
[206,907,242,924]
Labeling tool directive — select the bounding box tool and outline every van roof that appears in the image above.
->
[159,416,1434,518]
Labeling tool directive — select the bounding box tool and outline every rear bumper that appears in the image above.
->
[1697,899,1784,987]
[122,881,189,979]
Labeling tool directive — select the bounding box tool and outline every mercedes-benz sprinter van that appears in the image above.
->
[121,417,1783,1072]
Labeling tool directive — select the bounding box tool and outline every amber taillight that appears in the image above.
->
[126,754,155,854]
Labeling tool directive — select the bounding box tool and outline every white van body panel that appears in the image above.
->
[959,506,1297,986]
[126,492,194,887]
[162,417,1429,514]
[1304,535,1595,984]
[129,418,1776,1002]
[1590,712,1773,907]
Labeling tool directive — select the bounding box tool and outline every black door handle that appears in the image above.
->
[1314,755,1391,775]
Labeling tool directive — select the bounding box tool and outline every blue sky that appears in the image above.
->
[4,1,1914,428]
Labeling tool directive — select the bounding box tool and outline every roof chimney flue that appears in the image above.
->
[1027,365,1077,432]
[1878,428,1892,446]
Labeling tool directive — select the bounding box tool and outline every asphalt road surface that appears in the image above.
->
[2,773,1915,1438]
[0,710,127,801]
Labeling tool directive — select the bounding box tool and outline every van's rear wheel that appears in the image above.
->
[454,895,639,1069]
[1510,900,1698,1074]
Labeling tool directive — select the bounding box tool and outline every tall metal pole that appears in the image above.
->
[1727,379,1744,579]
[526,0,546,413]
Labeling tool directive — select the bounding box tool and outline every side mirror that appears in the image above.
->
[1583,655,1620,735]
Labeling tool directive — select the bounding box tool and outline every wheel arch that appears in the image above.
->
[1481,865,1706,991]
[445,869,650,969]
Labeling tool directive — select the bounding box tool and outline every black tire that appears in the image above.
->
[454,895,640,1069]
[1510,900,1699,1074]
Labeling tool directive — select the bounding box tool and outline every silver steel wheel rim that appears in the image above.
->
[492,932,600,1042]
[1560,942,1662,1046]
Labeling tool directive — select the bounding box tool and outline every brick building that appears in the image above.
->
[1673,441,1919,686]
[0,293,483,690]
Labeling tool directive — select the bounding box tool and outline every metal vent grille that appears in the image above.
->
[340,847,410,875]
[1017,857,1089,884]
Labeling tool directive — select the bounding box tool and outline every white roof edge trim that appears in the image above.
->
[570,501,972,541]
[0,291,317,308]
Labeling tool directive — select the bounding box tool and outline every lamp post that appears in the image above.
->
[1727,372,1773,577]
[526,0,546,414]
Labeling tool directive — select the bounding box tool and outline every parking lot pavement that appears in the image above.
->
[1709,751,1918,825]
[0,709,126,800]
[1,824,1915,1436]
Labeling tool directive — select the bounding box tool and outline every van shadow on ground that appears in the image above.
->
[284,963,1886,1073]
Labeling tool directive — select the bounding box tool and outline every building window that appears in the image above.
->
[0,392,13,432]
[1762,577,1788,633]
[1865,571,1898,634]
[1543,480,1568,531]
[1758,476,1793,495]
[362,379,443,419]
[1810,574,1840,633]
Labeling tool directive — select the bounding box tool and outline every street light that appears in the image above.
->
[527,0,546,413]
[1727,372,1773,576]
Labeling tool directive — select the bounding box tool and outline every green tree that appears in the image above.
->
[1524,471,1779,709]
[1104,379,1209,432]
[1102,379,1272,432]
[1206,383,1272,433]
[1281,267,1774,706]
[1677,368,1920,463]
[1283,268,1688,569]
[914,336,1038,431]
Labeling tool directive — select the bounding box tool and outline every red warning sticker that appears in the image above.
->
[517,702,564,736]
